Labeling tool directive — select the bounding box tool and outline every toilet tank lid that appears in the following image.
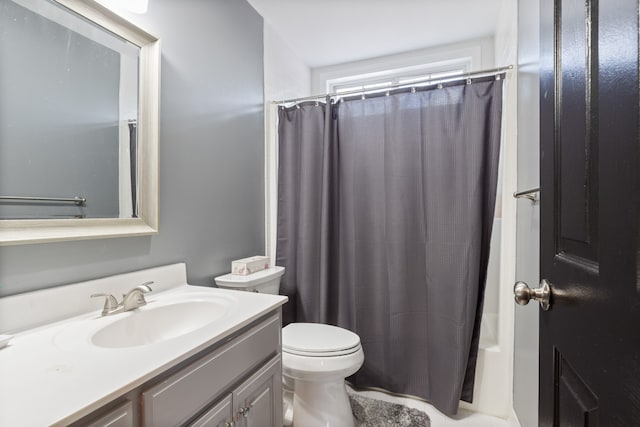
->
[214,266,284,287]
[282,323,361,354]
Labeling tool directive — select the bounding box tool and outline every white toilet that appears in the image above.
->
[215,266,364,427]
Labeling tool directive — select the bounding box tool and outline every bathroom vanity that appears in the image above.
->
[0,264,287,426]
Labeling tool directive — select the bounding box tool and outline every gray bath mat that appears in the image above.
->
[349,393,431,427]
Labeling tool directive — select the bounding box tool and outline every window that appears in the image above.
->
[326,60,470,95]
[332,68,466,95]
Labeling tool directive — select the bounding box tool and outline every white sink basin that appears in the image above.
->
[54,292,234,350]
[92,300,228,348]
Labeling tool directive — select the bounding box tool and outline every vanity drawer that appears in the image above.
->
[141,315,280,426]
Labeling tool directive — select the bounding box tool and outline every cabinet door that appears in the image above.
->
[188,394,234,427]
[234,356,282,427]
[85,400,134,427]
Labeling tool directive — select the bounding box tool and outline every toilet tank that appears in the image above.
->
[214,266,285,294]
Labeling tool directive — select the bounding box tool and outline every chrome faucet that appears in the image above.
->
[91,281,154,316]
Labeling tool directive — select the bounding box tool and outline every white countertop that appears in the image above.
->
[0,265,287,426]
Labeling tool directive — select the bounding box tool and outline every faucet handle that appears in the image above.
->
[91,293,119,316]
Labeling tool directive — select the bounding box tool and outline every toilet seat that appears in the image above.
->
[282,323,361,357]
[283,345,361,357]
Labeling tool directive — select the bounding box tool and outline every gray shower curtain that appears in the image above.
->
[276,77,503,416]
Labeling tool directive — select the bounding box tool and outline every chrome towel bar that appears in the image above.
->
[0,195,86,206]
[513,187,540,203]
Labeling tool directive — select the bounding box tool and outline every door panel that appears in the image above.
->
[554,349,599,427]
[556,0,598,263]
[539,0,640,425]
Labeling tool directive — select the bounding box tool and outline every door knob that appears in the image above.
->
[514,279,552,311]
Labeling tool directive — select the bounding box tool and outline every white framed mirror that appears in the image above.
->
[0,0,160,245]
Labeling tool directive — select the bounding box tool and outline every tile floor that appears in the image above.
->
[350,387,508,427]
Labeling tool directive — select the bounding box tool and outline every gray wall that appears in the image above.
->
[514,0,540,425]
[0,0,265,297]
[0,0,120,219]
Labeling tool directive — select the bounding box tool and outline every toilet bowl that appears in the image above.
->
[215,266,365,426]
[282,322,364,427]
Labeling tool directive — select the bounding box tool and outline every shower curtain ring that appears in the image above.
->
[466,78,472,85]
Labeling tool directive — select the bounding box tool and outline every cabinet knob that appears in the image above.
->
[239,406,251,417]
[224,422,234,427]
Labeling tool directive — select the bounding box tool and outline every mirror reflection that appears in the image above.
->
[0,0,140,219]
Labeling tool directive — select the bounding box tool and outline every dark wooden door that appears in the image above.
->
[539,0,640,425]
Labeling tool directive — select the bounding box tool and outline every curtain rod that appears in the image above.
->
[273,64,513,105]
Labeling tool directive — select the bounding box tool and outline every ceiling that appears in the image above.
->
[247,0,503,68]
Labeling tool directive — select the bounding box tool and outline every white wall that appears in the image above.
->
[263,23,311,103]
[513,0,540,425]
[262,23,311,263]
